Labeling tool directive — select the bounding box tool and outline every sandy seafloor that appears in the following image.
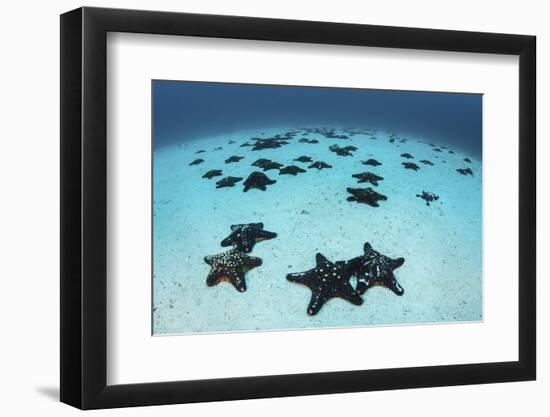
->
[153,126,482,335]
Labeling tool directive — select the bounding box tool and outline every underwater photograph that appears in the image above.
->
[152,80,482,335]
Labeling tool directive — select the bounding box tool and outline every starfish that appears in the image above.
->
[402,162,420,171]
[202,169,223,179]
[262,161,283,171]
[416,191,440,206]
[287,253,363,315]
[220,222,277,253]
[195,150,206,154]
[352,172,384,186]
[346,187,387,207]
[329,144,354,156]
[279,165,306,176]
[308,161,332,170]
[400,153,414,159]
[419,159,434,166]
[189,158,204,166]
[243,171,276,192]
[298,138,319,144]
[464,158,472,163]
[362,158,382,167]
[251,138,289,151]
[204,249,262,292]
[457,167,473,176]
[349,242,405,296]
[294,156,313,163]
[433,148,442,152]
[215,176,243,188]
[448,150,455,154]
[251,158,272,167]
[225,155,244,164]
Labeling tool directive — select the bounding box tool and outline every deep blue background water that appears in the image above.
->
[153,80,482,158]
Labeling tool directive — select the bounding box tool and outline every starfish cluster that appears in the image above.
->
[287,242,405,315]
[204,223,277,292]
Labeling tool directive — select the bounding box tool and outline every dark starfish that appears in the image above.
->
[402,162,420,171]
[346,187,388,207]
[279,165,306,176]
[287,253,363,315]
[342,145,358,152]
[251,138,289,151]
[362,158,382,167]
[225,155,244,164]
[215,176,243,188]
[220,223,277,253]
[416,191,440,206]
[400,153,414,159]
[251,158,272,167]
[352,172,384,186]
[464,158,472,163]
[195,150,206,154]
[448,150,455,154]
[457,167,473,176]
[202,169,222,179]
[433,148,442,152]
[308,161,332,170]
[329,144,354,156]
[419,159,434,166]
[294,156,313,163]
[189,158,204,166]
[261,161,284,171]
[243,171,276,192]
[349,242,405,296]
[204,249,262,292]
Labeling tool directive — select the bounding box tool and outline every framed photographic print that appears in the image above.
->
[60,6,536,409]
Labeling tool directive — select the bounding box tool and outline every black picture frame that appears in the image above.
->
[60,6,536,410]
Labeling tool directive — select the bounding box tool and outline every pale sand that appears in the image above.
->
[153,126,482,334]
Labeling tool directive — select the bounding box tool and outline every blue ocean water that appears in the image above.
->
[152,81,482,335]
[153,81,482,158]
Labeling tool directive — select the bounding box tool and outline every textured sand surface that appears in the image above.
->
[153,126,482,334]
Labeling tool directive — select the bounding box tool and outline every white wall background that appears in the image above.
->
[0,0,545,415]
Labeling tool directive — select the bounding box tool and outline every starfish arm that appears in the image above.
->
[339,283,364,306]
[286,271,310,284]
[230,223,264,231]
[256,229,277,241]
[220,234,236,247]
[204,255,216,266]
[230,273,247,292]
[391,257,405,269]
[243,255,263,269]
[388,278,405,295]
[307,291,328,315]
[206,270,223,286]
[315,253,332,268]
